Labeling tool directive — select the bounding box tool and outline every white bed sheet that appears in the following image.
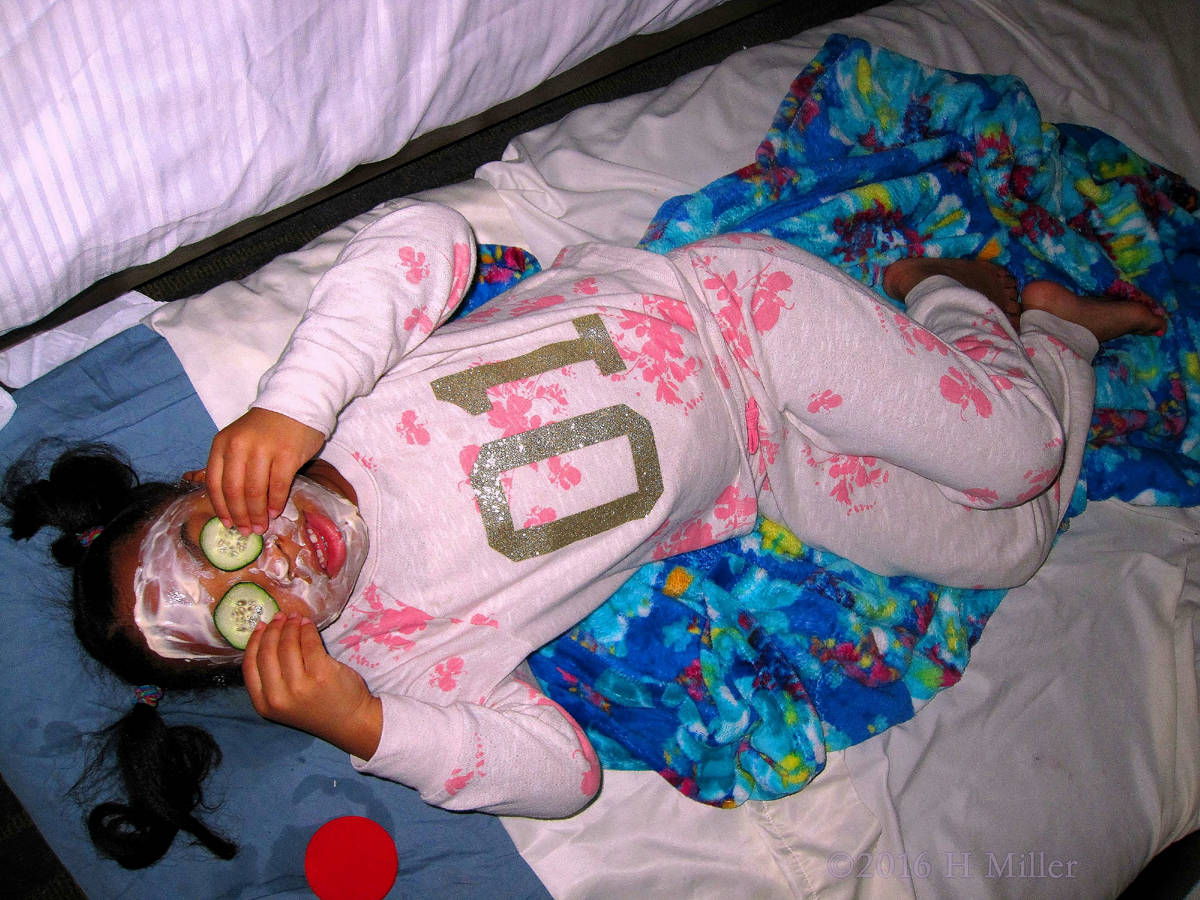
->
[471,0,1200,896]
[0,0,727,335]
[475,0,1200,263]
[143,0,1200,897]
[504,498,1200,900]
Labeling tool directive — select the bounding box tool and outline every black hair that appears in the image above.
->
[2,440,237,868]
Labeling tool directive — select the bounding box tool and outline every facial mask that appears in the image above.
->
[133,476,369,661]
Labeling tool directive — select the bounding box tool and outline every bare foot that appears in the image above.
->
[884,257,1021,331]
[1022,280,1166,343]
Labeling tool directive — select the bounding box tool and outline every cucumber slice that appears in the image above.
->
[199,516,263,571]
[213,583,279,650]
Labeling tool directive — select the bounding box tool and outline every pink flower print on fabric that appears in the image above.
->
[954,335,1004,364]
[872,303,893,335]
[991,366,1031,392]
[640,294,696,333]
[450,242,473,306]
[469,613,499,628]
[338,583,434,664]
[520,681,601,798]
[461,305,502,324]
[1017,466,1057,502]
[609,310,704,412]
[826,455,889,512]
[802,445,889,515]
[397,246,429,284]
[396,410,431,445]
[713,355,732,390]
[807,390,842,414]
[963,487,1000,507]
[653,486,754,559]
[404,305,435,335]
[524,506,557,528]
[714,485,756,532]
[1047,334,1084,361]
[547,456,581,490]
[352,451,377,471]
[755,429,781,479]
[969,315,1013,344]
[573,277,599,295]
[445,731,486,797]
[745,398,760,454]
[743,399,782,476]
[511,294,566,316]
[940,367,993,419]
[895,313,949,356]
[430,657,465,692]
[652,517,717,560]
[751,269,795,333]
[694,255,757,375]
[459,445,481,479]
[485,377,568,438]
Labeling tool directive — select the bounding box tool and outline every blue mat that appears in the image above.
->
[0,325,550,899]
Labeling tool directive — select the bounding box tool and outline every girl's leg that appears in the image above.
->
[672,238,1071,507]
[758,306,1098,587]
[668,237,1097,587]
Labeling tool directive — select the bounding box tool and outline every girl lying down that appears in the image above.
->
[3,202,1164,868]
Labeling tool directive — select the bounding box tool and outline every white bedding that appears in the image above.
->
[0,0,727,335]
[139,0,1200,896]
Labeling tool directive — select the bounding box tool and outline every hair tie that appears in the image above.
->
[78,526,104,547]
[133,685,163,707]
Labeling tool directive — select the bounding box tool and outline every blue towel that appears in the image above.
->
[531,34,1200,808]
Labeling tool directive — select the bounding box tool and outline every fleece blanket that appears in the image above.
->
[518,34,1200,808]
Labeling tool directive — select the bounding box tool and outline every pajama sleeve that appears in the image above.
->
[353,675,601,818]
[253,202,477,436]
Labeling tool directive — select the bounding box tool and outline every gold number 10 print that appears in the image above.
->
[431,315,664,561]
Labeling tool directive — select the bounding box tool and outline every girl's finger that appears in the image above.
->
[220,451,252,536]
[277,615,307,686]
[206,450,232,528]
[297,618,326,674]
[241,621,266,708]
[253,614,287,701]
[267,457,295,523]
[243,451,273,535]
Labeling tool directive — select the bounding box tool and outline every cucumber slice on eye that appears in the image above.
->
[199,516,263,571]
[213,583,280,650]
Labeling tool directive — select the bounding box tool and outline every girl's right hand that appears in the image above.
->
[243,613,383,761]
[205,407,325,534]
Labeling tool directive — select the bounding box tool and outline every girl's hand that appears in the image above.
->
[206,408,324,535]
[243,614,383,760]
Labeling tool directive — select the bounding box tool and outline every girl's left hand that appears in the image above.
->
[242,614,383,760]
[206,407,325,535]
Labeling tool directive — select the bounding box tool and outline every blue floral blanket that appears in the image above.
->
[520,34,1200,807]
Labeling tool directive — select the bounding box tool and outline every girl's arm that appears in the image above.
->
[361,676,602,819]
[242,613,383,761]
[207,203,477,532]
[244,616,600,819]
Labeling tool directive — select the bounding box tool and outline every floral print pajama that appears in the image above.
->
[252,203,1094,818]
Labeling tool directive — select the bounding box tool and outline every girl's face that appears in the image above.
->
[125,475,369,662]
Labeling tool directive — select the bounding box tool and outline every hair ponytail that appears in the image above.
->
[85,703,236,869]
[3,440,238,867]
[3,441,149,567]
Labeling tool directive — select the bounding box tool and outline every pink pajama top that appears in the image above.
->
[253,203,757,817]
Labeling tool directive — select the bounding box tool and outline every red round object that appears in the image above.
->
[304,816,399,900]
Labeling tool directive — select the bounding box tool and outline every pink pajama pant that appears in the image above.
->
[670,236,1098,589]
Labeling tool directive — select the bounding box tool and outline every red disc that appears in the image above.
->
[304,816,399,900]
